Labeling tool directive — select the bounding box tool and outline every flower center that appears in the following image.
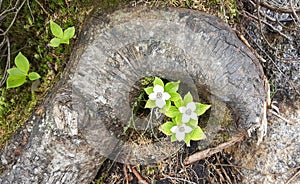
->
[179,126,185,132]
[156,92,163,99]
[185,108,192,115]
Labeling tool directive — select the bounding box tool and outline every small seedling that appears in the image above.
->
[144,77,211,146]
[49,21,75,47]
[6,52,41,89]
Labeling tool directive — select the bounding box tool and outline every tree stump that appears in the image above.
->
[0,6,267,183]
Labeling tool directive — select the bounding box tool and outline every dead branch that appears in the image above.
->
[183,132,247,165]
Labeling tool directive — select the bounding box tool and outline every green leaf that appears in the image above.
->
[160,121,176,135]
[186,119,198,127]
[169,92,181,102]
[153,77,164,87]
[49,38,61,47]
[60,38,69,44]
[161,100,171,112]
[164,106,180,118]
[174,98,183,108]
[63,26,75,39]
[165,81,180,93]
[7,68,25,75]
[195,103,211,116]
[28,72,41,81]
[175,114,183,125]
[6,74,26,89]
[50,21,63,38]
[189,126,206,140]
[145,99,156,108]
[15,52,29,74]
[183,92,193,105]
[144,86,154,95]
[171,134,177,142]
[183,136,191,147]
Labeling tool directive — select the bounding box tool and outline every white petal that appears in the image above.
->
[153,85,164,93]
[187,102,196,111]
[162,92,171,100]
[190,112,198,120]
[179,106,186,113]
[149,93,157,100]
[175,132,185,141]
[184,125,193,133]
[170,126,178,133]
[156,99,166,108]
[182,114,190,123]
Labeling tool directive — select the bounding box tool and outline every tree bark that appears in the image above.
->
[0,6,267,183]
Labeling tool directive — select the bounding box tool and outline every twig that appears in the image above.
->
[0,0,20,17]
[26,0,34,22]
[242,28,300,96]
[258,0,300,13]
[290,1,300,23]
[238,34,266,63]
[216,154,232,183]
[183,132,247,165]
[286,169,300,184]
[269,110,296,125]
[0,34,10,87]
[225,159,244,180]
[244,10,292,41]
[123,164,129,184]
[0,0,26,36]
[209,159,225,182]
[34,0,50,17]
[163,176,197,184]
[129,166,148,184]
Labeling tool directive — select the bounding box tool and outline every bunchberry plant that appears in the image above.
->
[49,21,75,47]
[6,52,41,89]
[145,77,211,146]
[144,77,181,111]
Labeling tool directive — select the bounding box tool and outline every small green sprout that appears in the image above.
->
[6,52,41,89]
[145,77,211,146]
[49,21,75,47]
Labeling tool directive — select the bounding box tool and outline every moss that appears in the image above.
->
[220,106,233,128]
[148,0,239,23]
[0,0,98,148]
[211,132,231,147]
[0,86,36,147]
[92,173,109,184]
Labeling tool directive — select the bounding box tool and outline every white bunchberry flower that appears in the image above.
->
[170,124,193,141]
[149,85,171,108]
[179,102,198,123]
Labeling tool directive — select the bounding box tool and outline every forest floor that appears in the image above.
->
[0,0,299,183]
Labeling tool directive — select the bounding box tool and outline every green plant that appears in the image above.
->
[6,52,41,89]
[144,77,211,146]
[49,21,75,47]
